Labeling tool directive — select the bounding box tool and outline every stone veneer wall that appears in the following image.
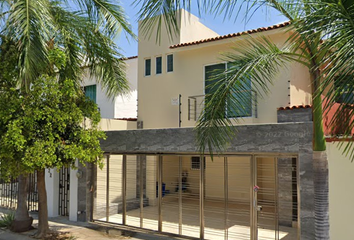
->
[278,157,295,227]
[91,122,314,239]
[277,108,312,123]
[77,162,95,222]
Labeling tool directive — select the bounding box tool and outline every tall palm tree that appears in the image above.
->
[137,0,354,239]
[0,0,134,237]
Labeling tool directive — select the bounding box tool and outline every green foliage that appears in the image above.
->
[0,75,105,178]
[48,47,67,70]
[0,36,19,89]
[0,212,15,228]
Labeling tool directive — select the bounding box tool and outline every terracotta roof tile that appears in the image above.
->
[115,118,138,121]
[277,105,312,111]
[170,21,291,49]
[120,56,138,60]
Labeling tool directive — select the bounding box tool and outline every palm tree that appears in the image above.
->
[0,0,134,237]
[136,0,354,239]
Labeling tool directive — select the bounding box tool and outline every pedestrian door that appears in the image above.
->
[59,167,70,216]
[253,156,298,240]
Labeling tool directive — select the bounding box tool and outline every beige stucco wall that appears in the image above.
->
[161,155,259,202]
[138,10,221,129]
[327,142,354,240]
[290,62,312,106]
[99,118,137,131]
[138,14,312,129]
[256,157,276,202]
[206,156,251,202]
[96,155,137,206]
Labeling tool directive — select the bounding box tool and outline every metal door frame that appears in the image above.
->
[59,167,70,216]
[251,156,278,240]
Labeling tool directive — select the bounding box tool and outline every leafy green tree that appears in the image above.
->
[136,1,354,239]
[0,0,133,236]
[0,73,105,237]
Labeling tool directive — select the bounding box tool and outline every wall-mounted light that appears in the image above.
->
[48,169,52,178]
[76,170,83,179]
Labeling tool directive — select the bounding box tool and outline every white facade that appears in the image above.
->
[82,57,138,119]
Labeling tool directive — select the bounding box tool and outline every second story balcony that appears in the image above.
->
[187,91,258,122]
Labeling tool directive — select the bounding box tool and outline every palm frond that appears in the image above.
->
[49,2,129,98]
[196,35,301,154]
[6,0,52,90]
[304,0,354,159]
[72,0,135,39]
[136,0,194,42]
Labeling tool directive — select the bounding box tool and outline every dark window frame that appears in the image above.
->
[156,56,162,74]
[145,58,151,76]
[204,63,252,119]
[191,156,206,170]
[84,84,97,104]
[167,54,173,72]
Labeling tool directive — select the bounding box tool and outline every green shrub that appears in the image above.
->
[0,212,15,228]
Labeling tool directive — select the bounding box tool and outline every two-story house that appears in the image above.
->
[91,10,311,240]
[83,9,351,240]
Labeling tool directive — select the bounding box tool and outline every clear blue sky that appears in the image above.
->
[117,2,287,57]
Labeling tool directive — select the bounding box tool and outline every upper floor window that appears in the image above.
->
[84,85,97,104]
[156,56,162,74]
[167,54,173,72]
[204,63,252,118]
[145,59,151,76]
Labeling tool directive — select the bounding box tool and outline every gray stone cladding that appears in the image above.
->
[77,162,95,222]
[277,108,312,123]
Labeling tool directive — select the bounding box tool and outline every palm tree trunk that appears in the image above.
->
[311,70,329,239]
[36,169,49,238]
[11,174,33,232]
[313,151,329,240]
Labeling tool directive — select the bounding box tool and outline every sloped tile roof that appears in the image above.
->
[170,21,291,49]
[120,56,138,60]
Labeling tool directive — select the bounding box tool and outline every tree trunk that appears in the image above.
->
[313,151,329,240]
[11,174,33,232]
[36,169,49,238]
[310,65,329,239]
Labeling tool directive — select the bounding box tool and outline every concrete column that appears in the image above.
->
[69,162,78,222]
[45,168,59,217]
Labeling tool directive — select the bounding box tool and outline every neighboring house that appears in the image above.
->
[82,56,138,120]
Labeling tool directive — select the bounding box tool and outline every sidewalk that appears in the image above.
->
[0,208,185,240]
